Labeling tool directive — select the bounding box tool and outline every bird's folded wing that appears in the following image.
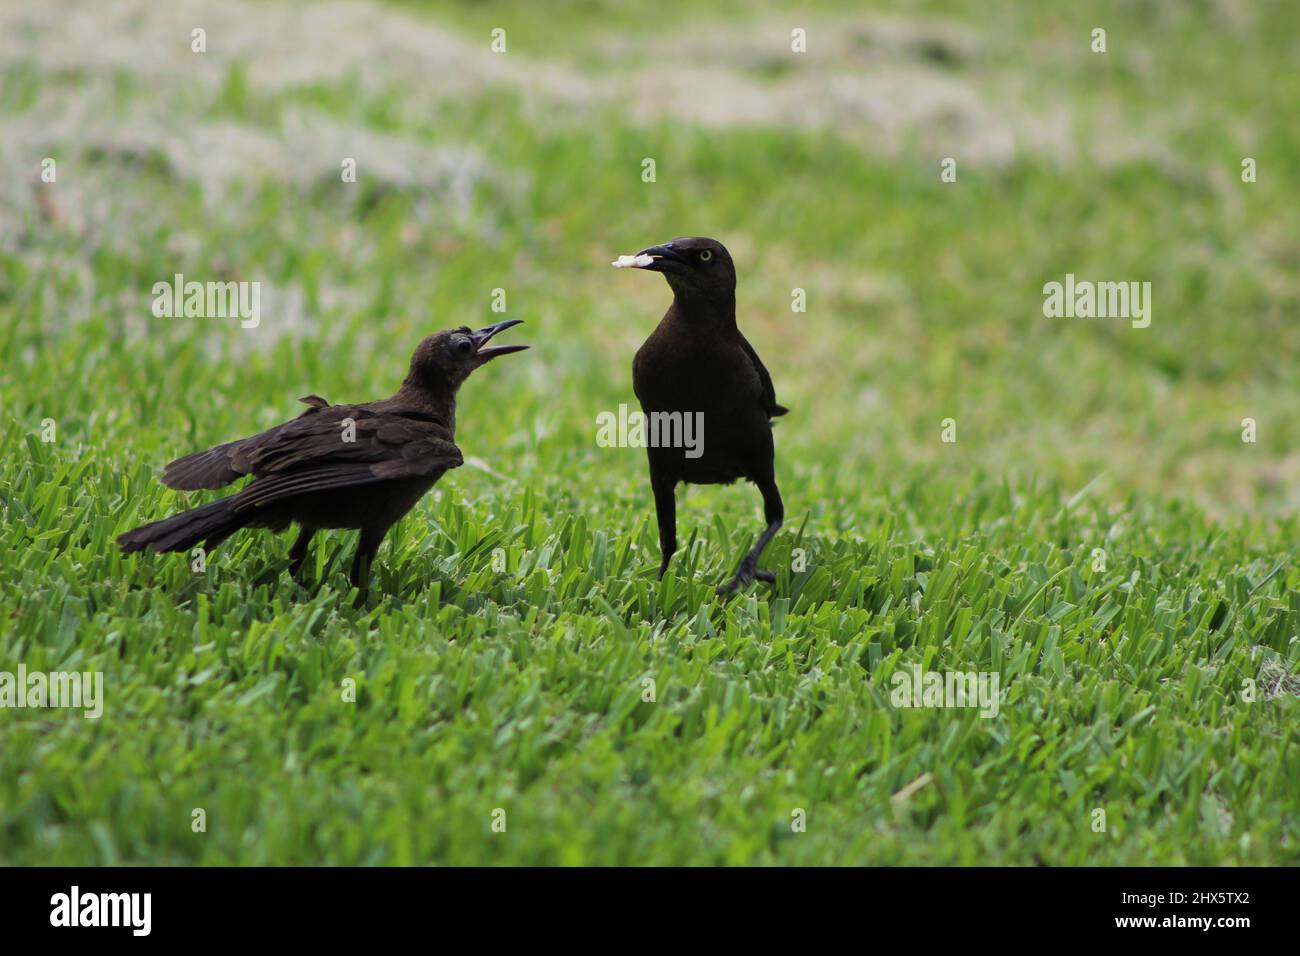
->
[229,445,463,511]
[228,409,463,511]
[738,333,789,418]
[161,429,278,490]
[230,463,391,511]
[233,406,455,472]
[161,394,335,490]
[163,404,462,502]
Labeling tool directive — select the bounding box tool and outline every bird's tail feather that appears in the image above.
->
[117,497,245,554]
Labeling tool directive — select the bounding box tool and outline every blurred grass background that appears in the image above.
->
[0,0,1297,864]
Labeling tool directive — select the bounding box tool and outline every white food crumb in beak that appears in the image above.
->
[612,254,654,268]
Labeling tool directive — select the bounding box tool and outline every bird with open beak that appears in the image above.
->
[118,320,528,594]
[617,237,788,595]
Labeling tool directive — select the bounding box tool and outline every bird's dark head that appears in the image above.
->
[405,319,528,392]
[622,237,736,305]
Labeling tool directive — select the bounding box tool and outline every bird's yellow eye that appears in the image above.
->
[699,249,713,262]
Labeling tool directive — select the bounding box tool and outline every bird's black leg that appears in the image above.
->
[350,526,385,593]
[287,526,315,583]
[651,473,678,579]
[718,478,784,596]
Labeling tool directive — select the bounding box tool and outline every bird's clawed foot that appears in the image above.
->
[716,559,776,597]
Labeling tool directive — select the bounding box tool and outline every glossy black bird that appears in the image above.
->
[620,237,787,595]
[117,320,527,591]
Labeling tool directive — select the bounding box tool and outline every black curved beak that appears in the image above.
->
[633,242,688,276]
[472,319,528,365]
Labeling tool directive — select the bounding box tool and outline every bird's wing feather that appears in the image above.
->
[225,407,462,511]
[230,463,385,511]
[233,406,457,474]
[161,395,336,490]
[737,332,789,418]
[161,429,277,490]
[161,402,462,498]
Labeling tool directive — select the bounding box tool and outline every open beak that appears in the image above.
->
[633,242,688,276]
[471,319,528,365]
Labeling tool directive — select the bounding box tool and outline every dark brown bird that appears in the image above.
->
[621,237,787,595]
[117,320,527,591]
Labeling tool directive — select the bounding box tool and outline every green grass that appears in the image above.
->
[1,0,1297,865]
